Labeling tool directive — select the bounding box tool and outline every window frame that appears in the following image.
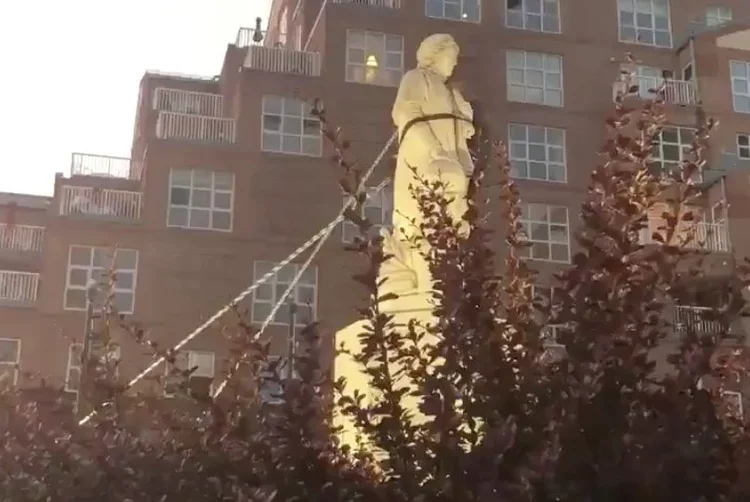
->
[506,50,564,107]
[730,60,750,114]
[0,337,20,386]
[737,133,750,159]
[505,0,561,34]
[65,342,83,393]
[63,246,139,314]
[345,30,404,87]
[616,0,673,49]
[342,184,393,243]
[167,168,234,232]
[251,261,318,328]
[649,125,698,179]
[508,123,567,183]
[425,0,481,23]
[164,350,216,398]
[518,203,571,263]
[261,95,322,157]
[706,5,732,26]
[259,355,300,405]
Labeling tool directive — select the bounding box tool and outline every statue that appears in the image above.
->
[379,33,476,307]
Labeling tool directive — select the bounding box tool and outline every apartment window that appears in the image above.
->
[738,134,750,159]
[167,169,234,231]
[164,350,215,397]
[425,0,480,22]
[508,124,566,182]
[64,246,138,314]
[261,96,322,156]
[346,30,404,87]
[649,126,696,176]
[252,261,317,328]
[0,338,20,386]
[519,203,570,262]
[617,0,671,48]
[342,184,393,243]
[506,0,560,33]
[723,390,744,421]
[706,6,732,26]
[730,61,750,113]
[65,343,83,393]
[259,356,300,404]
[507,50,563,107]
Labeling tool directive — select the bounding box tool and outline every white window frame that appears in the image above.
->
[519,203,570,263]
[259,355,300,405]
[723,390,744,420]
[506,50,563,107]
[64,246,139,314]
[505,0,561,34]
[345,30,404,87]
[65,343,83,393]
[164,350,216,398]
[508,123,567,182]
[0,338,20,386]
[167,168,234,232]
[425,0,481,23]
[706,6,732,26]
[737,134,750,159]
[649,126,698,179]
[616,0,672,48]
[261,95,322,157]
[342,184,393,243]
[730,61,750,114]
[251,261,318,328]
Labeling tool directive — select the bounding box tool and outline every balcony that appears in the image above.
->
[673,306,725,335]
[639,219,729,252]
[613,76,698,106]
[60,186,142,221]
[156,112,236,144]
[236,28,321,77]
[71,153,139,180]
[0,224,44,253]
[0,271,39,307]
[331,0,401,7]
[153,88,223,118]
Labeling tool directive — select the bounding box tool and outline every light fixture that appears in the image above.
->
[365,54,379,68]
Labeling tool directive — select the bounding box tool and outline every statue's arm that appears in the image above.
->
[391,70,443,155]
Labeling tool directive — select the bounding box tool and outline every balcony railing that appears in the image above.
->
[152,88,223,118]
[237,28,321,77]
[71,153,136,180]
[60,186,142,221]
[613,76,698,106]
[331,0,402,7]
[639,219,729,252]
[673,306,725,335]
[0,224,44,253]
[156,112,236,144]
[0,271,39,306]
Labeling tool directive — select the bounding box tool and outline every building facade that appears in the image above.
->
[2,0,750,408]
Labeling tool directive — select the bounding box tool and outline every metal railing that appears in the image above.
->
[0,271,39,305]
[673,306,725,335]
[0,224,44,253]
[145,70,218,82]
[331,0,401,6]
[639,219,729,252]
[60,186,142,220]
[613,76,698,106]
[70,153,135,180]
[156,112,236,144]
[152,88,223,118]
[237,28,321,76]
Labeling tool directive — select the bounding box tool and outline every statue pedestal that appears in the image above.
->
[333,290,436,451]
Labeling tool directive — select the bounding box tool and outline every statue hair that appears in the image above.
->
[416,34,459,70]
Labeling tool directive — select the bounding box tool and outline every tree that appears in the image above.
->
[2,72,750,501]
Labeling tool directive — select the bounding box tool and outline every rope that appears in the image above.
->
[78,131,397,425]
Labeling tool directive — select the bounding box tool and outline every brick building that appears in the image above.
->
[2,0,750,409]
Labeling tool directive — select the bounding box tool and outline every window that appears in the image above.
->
[261,96,322,156]
[0,338,20,386]
[64,246,139,314]
[252,261,317,328]
[738,134,750,159]
[343,184,393,243]
[617,0,672,48]
[730,61,750,114]
[164,350,216,398]
[508,124,566,182]
[519,203,570,262]
[506,0,560,33]
[706,6,732,26]
[346,30,404,87]
[167,169,233,231]
[259,356,299,404]
[425,0,480,22]
[723,390,744,421]
[506,50,563,107]
[649,126,696,177]
[65,343,83,393]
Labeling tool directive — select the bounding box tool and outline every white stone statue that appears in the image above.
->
[379,33,476,308]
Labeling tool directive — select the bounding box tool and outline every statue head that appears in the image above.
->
[416,34,460,80]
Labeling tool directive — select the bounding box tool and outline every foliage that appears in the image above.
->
[2,72,750,501]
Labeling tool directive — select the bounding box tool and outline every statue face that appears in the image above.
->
[434,46,458,79]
